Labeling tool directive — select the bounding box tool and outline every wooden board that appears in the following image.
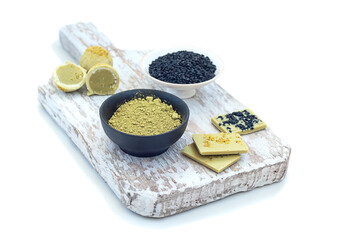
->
[38,22,291,218]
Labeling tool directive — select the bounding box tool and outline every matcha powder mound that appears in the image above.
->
[108,96,182,136]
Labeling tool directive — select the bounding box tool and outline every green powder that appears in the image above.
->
[108,96,182,136]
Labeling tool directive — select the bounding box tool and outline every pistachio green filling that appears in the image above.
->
[56,65,84,85]
[89,69,117,94]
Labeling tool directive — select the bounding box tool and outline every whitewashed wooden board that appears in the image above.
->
[38,22,291,218]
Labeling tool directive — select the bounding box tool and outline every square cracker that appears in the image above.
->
[211,108,266,135]
[182,143,242,173]
[192,132,248,155]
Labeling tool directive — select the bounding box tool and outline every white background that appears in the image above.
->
[1,0,360,239]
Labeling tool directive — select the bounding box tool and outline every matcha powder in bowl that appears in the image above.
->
[108,96,182,136]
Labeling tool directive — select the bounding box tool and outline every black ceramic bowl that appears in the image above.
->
[99,89,190,157]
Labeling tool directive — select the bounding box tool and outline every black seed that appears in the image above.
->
[226,114,237,121]
[226,127,232,133]
[148,51,216,84]
[232,111,243,117]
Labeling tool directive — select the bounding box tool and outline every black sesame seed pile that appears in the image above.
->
[149,51,217,84]
[217,110,262,132]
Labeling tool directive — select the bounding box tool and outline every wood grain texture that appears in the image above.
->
[38,22,291,218]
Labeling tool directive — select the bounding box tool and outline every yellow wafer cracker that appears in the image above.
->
[192,132,248,155]
[211,109,266,135]
[182,143,242,173]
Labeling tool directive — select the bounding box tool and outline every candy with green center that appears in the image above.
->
[85,63,120,95]
[53,61,86,92]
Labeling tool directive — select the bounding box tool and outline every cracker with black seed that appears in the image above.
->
[211,109,266,135]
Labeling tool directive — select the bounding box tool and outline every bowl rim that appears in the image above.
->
[99,89,190,138]
[140,46,224,88]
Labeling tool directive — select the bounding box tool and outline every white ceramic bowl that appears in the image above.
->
[140,46,224,99]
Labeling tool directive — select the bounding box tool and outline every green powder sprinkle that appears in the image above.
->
[108,96,182,136]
